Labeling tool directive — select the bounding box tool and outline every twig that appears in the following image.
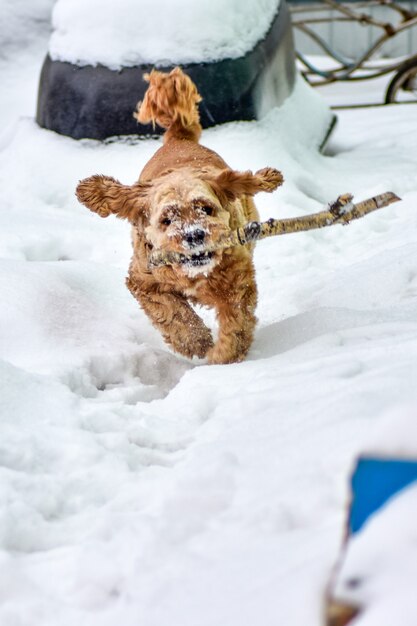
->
[148,191,401,269]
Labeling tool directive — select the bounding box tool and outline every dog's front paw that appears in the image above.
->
[187,327,214,359]
[206,342,247,365]
[206,321,255,365]
[165,325,214,360]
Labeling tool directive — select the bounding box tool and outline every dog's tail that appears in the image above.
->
[134,67,202,143]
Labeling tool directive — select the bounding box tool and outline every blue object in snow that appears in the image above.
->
[349,456,417,534]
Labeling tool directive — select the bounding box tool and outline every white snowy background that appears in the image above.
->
[1,1,417,625]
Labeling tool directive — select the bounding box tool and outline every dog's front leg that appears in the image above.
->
[207,283,257,365]
[127,279,213,359]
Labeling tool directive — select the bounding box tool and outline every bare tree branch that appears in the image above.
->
[148,191,401,269]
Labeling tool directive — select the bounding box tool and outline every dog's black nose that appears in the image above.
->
[185,229,206,247]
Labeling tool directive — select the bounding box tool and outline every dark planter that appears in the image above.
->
[36,1,297,140]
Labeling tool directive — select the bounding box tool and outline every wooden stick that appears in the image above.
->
[148,191,401,269]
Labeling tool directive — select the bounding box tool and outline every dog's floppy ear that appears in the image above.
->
[207,167,283,203]
[76,175,150,222]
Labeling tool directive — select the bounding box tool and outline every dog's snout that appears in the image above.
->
[185,229,206,247]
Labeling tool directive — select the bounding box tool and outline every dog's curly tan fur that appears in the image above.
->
[76,68,283,364]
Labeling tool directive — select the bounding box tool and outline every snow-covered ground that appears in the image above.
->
[1,4,417,626]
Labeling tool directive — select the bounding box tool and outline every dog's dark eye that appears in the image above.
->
[201,206,214,216]
[161,217,171,226]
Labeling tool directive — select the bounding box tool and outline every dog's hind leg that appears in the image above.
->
[127,279,213,359]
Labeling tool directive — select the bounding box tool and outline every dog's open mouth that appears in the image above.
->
[182,250,215,267]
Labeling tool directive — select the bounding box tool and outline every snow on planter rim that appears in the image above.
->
[49,0,281,69]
